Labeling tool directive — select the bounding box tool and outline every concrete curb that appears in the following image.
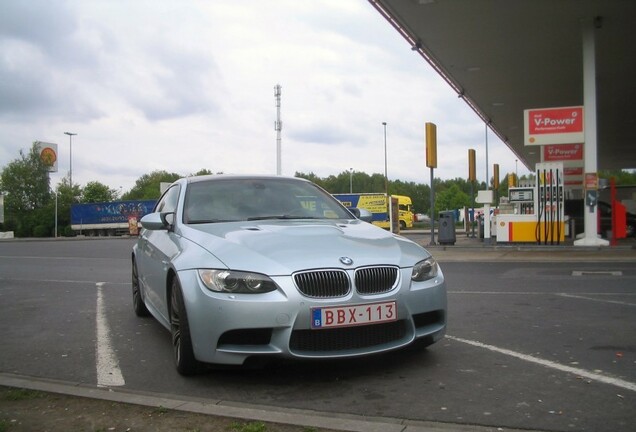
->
[0,372,544,432]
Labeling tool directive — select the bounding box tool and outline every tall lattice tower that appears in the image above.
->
[274,84,282,175]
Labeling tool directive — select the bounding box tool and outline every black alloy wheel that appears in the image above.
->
[170,277,200,375]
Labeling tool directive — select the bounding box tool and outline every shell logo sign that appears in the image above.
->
[524,106,584,145]
[35,141,58,173]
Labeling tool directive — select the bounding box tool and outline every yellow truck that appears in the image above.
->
[332,193,414,229]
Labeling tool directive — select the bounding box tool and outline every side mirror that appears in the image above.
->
[350,207,373,223]
[160,212,175,227]
[140,212,174,231]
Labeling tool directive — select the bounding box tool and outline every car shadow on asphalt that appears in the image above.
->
[196,340,441,385]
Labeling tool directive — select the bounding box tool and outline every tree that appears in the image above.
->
[53,176,79,236]
[434,184,470,215]
[295,172,326,188]
[122,170,181,200]
[190,168,216,176]
[599,169,636,185]
[0,143,54,236]
[82,181,118,203]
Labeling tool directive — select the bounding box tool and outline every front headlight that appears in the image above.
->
[411,257,439,282]
[198,270,278,294]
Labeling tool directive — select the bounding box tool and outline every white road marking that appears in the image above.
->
[556,293,636,306]
[448,291,636,306]
[449,291,636,297]
[95,282,125,387]
[0,278,128,285]
[446,335,636,393]
[0,255,128,261]
[572,270,622,276]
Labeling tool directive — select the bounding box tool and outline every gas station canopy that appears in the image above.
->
[370,0,636,172]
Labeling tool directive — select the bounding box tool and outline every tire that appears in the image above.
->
[170,277,200,375]
[400,220,406,230]
[132,259,150,317]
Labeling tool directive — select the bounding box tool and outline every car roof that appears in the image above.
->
[185,174,309,185]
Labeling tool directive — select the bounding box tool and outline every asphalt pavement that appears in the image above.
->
[1,234,635,432]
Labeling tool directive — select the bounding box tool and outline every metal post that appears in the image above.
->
[55,190,58,238]
[383,122,390,231]
[470,181,476,238]
[485,123,489,190]
[429,166,435,245]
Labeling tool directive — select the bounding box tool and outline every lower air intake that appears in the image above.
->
[289,320,407,353]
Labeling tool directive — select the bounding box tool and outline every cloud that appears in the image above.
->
[0,1,76,52]
[122,44,223,121]
[0,1,106,121]
[0,0,520,194]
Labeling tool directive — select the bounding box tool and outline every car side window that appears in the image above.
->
[155,185,180,213]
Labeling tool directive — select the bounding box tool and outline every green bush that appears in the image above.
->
[33,225,50,237]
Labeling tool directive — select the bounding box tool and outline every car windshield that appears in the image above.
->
[183,178,353,224]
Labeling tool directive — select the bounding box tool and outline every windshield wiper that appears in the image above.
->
[247,215,321,221]
[187,219,239,224]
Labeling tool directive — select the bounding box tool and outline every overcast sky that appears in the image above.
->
[1,0,523,194]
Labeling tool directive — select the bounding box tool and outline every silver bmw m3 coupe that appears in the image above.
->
[132,175,447,374]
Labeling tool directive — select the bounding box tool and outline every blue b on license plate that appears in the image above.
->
[311,301,397,329]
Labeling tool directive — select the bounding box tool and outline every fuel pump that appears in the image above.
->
[509,187,534,215]
[496,167,564,244]
[535,162,564,245]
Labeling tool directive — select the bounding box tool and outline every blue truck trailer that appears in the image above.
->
[71,200,156,236]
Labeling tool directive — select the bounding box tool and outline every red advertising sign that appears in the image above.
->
[543,144,583,161]
[529,107,583,135]
[524,106,584,145]
[564,167,583,176]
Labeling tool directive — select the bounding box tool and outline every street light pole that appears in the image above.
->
[64,132,77,190]
[382,122,389,230]
[349,168,353,193]
[54,190,58,238]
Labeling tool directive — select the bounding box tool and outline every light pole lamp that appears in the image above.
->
[64,132,77,190]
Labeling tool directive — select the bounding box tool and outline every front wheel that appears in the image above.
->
[170,277,200,375]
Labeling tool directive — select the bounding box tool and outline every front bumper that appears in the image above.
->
[178,267,447,365]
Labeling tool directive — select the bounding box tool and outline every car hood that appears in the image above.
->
[179,220,428,275]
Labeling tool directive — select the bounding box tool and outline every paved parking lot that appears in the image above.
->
[1,238,635,431]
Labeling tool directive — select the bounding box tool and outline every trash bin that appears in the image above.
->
[438,211,456,245]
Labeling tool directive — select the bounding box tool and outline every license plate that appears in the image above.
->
[311,301,397,329]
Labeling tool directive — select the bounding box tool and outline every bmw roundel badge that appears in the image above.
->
[339,256,354,266]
